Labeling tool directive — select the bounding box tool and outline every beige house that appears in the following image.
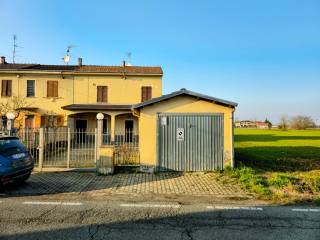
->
[0,56,238,171]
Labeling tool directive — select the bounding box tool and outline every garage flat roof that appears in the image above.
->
[133,88,238,109]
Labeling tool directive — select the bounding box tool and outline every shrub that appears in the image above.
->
[225,166,272,198]
[268,174,297,188]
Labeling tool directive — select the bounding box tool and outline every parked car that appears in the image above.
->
[0,136,34,187]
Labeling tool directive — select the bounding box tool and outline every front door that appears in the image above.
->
[125,120,134,142]
[25,115,34,128]
[75,120,87,143]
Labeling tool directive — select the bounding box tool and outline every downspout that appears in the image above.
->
[231,109,235,168]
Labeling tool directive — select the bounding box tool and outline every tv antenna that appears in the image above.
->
[62,45,75,64]
[126,51,132,66]
[12,34,22,63]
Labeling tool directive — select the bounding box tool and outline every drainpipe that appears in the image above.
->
[231,109,235,168]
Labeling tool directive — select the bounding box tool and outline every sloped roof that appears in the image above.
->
[133,88,238,109]
[0,63,163,75]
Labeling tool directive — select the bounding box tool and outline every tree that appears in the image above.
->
[264,118,272,129]
[290,115,316,130]
[279,115,289,130]
[0,96,29,129]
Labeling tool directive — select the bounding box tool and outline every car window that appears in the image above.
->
[0,139,27,157]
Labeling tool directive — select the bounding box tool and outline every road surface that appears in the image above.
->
[0,197,319,240]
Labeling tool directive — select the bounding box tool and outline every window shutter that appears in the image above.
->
[47,81,58,97]
[7,80,12,97]
[141,86,152,102]
[27,80,35,97]
[103,86,108,103]
[97,86,107,103]
[141,87,146,102]
[147,87,152,100]
[53,81,58,97]
[47,81,52,97]
[1,80,7,97]
[97,86,102,102]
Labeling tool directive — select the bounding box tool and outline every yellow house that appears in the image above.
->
[0,56,237,171]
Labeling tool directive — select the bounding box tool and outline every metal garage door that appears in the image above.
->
[157,113,224,171]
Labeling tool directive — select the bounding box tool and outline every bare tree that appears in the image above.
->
[0,96,29,129]
[290,115,316,130]
[279,115,289,130]
[264,118,272,129]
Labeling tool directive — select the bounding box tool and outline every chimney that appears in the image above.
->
[78,57,83,66]
[122,60,126,67]
[0,56,6,64]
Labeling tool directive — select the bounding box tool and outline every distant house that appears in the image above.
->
[235,120,256,128]
[255,121,269,129]
[235,120,271,129]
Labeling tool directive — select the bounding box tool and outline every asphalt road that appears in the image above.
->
[0,198,319,240]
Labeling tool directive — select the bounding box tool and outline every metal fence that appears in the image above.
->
[113,129,139,165]
[13,127,139,168]
[15,127,97,169]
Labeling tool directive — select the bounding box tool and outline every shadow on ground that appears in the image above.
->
[235,146,320,172]
[1,209,319,240]
[235,134,320,142]
[0,171,184,198]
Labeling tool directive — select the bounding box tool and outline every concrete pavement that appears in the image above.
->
[0,198,319,240]
[3,172,247,197]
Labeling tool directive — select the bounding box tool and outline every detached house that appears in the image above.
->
[0,56,237,171]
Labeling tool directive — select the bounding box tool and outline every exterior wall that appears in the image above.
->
[115,114,139,132]
[0,72,162,128]
[138,96,235,168]
[74,75,162,105]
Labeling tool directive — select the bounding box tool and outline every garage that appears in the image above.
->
[157,113,224,171]
[133,88,238,172]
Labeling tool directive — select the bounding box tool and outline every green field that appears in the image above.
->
[225,129,320,204]
[235,129,320,171]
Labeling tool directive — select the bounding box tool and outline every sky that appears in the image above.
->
[0,0,319,124]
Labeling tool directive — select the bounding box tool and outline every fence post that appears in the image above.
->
[38,128,44,171]
[67,127,71,168]
[94,128,98,163]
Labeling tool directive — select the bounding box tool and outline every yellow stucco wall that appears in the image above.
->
[138,95,235,168]
[0,72,162,127]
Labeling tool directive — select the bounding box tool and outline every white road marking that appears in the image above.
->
[120,203,181,209]
[292,208,320,213]
[23,201,82,206]
[207,206,263,211]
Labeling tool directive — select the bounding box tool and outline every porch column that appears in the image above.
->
[110,114,116,143]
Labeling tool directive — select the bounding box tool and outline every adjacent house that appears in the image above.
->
[0,56,237,171]
[235,120,270,129]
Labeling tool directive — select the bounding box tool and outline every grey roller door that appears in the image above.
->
[157,113,224,171]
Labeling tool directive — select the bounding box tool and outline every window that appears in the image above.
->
[1,80,12,97]
[141,86,152,102]
[26,80,35,97]
[97,86,108,103]
[47,81,58,98]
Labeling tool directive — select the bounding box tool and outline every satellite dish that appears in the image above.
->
[63,55,70,64]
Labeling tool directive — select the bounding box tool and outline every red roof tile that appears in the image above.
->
[0,64,163,75]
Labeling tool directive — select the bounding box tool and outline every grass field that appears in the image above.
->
[223,129,320,204]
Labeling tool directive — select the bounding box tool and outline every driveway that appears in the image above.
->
[2,172,247,200]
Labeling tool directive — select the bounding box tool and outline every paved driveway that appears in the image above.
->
[2,172,247,198]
